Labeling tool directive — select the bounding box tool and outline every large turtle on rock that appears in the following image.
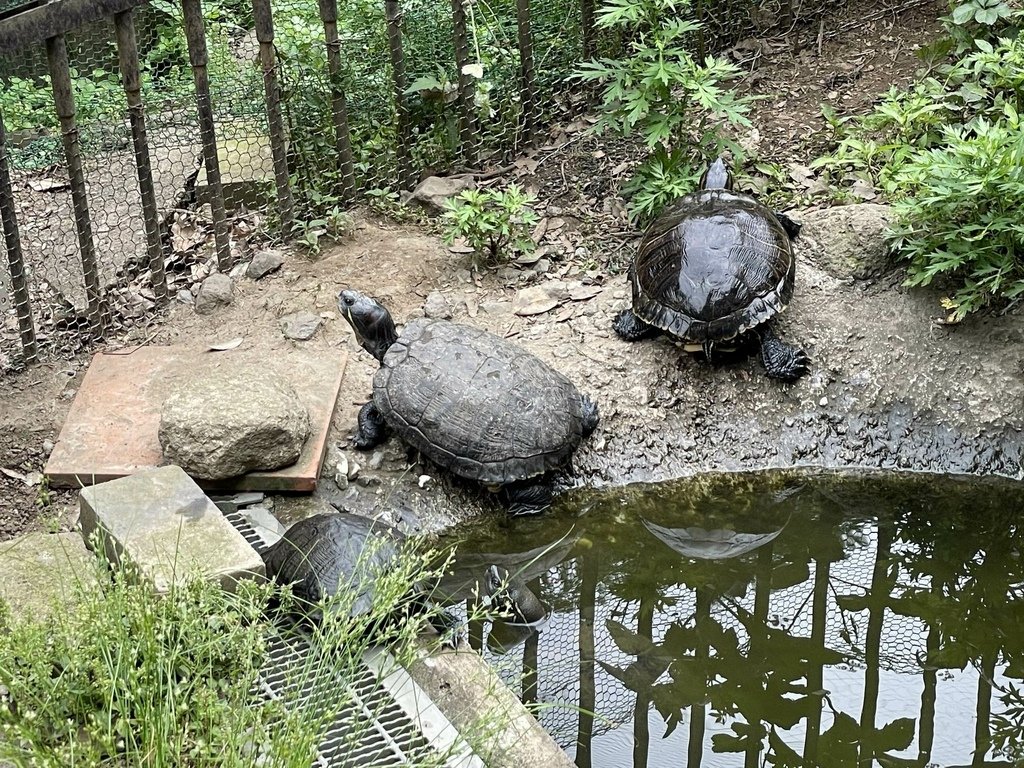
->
[613,157,810,381]
[338,289,600,515]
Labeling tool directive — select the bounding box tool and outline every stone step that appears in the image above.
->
[79,465,265,593]
[0,532,98,623]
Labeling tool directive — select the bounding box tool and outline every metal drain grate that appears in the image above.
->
[221,506,482,768]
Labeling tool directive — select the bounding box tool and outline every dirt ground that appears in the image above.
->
[5,0,1019,541]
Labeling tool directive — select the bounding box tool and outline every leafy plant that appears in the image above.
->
[441,185,540,264]
[573,0,753,222]
[888,115,1024,321]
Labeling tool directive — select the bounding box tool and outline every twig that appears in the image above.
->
[447,162,519,181]
[100,329,161,355]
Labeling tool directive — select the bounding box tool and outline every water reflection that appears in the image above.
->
[439,470,1024,768]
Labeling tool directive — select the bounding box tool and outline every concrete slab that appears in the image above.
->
[79,466,265,592]
[406,643,575,768]
[0,532,99,623]
[44,343,346,492]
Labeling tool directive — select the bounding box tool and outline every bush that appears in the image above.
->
[813,2,1024,318]
[573,0,753,223]
[888,116,1024,321]
[442,185,540,265]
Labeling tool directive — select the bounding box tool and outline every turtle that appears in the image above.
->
[612,157,810,381]
[337,289,600,515]
[260,512,459,642]
[483,564,547,624]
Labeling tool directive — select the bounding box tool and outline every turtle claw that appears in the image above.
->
[353,401,388,450]
[760,328,809,381]
[502,481,553,516]
[613,308,659,341]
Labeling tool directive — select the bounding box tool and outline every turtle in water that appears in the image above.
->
[483,564,547,624]
[613,157,810,381]
[261,512,458,642]
[338,289,600,515]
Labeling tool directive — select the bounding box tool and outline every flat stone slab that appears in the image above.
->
[0,532,99,623]
[79,466,264,592]
[45,343,346,492]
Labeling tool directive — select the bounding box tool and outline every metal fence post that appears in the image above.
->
[182,0,232,271]
[515,0,537,144]
[0,107,38,364]
[45,33,107,336]
[252,0,294,229]
[114,9,169,306]
[384,0,415,190]
[318,0,357,201]
[451,0,479,166]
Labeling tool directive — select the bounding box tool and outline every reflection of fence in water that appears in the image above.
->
[467,523,934,750]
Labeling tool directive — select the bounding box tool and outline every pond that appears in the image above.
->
[437,470,1024,768]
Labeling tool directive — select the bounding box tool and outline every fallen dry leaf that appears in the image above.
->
[208,337,244,352]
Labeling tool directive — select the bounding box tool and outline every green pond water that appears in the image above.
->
[437,469,1024,768]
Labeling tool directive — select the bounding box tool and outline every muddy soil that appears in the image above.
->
[2,0,1018,540]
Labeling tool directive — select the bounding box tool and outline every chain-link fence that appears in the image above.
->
[0,0,861,371]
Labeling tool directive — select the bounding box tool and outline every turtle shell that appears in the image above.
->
[631,188,794,342]
[261,512,405,618]
[374,318,585,485]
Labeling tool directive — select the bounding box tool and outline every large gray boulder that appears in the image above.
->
[795,203,895,280]
[159,369,310,480]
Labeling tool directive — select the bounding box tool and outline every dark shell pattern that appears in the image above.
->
[631,189,795,342]
[374,318,585,485]
[261,512,405,618]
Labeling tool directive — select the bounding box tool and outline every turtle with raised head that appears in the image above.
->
[613,157,809,381]
[338,289,600,515]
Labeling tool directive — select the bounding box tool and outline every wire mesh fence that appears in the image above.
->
[0,0,876,371]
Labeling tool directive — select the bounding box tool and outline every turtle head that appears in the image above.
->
[701,157,733,191]
[338,289,398,362]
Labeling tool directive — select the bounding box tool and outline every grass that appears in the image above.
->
[0,533,467,767]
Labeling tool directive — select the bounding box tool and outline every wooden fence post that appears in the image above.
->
[385,0,415,189]
[318,0,357,201]
[114,9,169,305]
[0,107,38,363]
[46,33,107,335]
[252,0,294,229]
[451,0,479,166]
[182,0,232,271]
[515,0,536,144]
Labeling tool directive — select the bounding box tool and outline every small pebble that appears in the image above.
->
[42,440,54,455]
[819,396,828,407]
[418,474,432,489]
[347,461,361,481]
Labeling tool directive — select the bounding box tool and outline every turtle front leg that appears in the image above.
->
[613,308,659,342]
[759,324,809,381]
[428,607,466,650]
[580,394,600,438]
[774,211,802,240]
[353,401,389,450]
[502,480,554,516]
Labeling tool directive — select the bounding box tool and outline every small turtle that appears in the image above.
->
[338,289,600,515]
[262,512,411,619]
[483,564,547,624]
[613,157,809,381]
[261,512,457,641]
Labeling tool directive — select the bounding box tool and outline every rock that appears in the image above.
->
[407,175,477,216]
[423,290,452,319]
[159,369,310,480]
[194,273,234,314]
[0,532,99,622]
[796,204,895,280]
[279,311,322,341]
[513,285,563,316]
[78,466,264,592]
[247,249,285,279]
[176,288,194,305]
